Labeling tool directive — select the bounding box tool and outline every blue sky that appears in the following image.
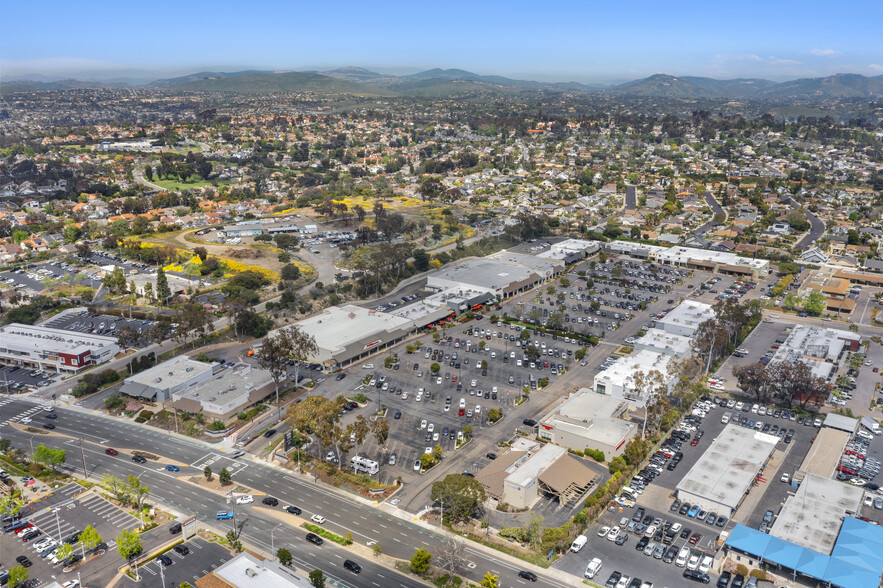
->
[3,0,882,83]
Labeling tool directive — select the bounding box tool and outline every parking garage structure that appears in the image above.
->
[676,424,779,517]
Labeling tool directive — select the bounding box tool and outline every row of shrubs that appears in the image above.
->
[567,448,605,462]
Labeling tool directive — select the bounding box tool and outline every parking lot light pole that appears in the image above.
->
[53,508,63,541]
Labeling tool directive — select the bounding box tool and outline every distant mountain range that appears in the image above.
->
[5,68,883,101]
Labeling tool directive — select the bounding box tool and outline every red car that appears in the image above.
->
[105,448,119,456]
[13,523,33,535]
[690,438,699,446]
[458,408,465,416]
[689,533,701,544]
[874,368,879,373]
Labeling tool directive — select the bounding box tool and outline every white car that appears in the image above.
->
[436,377,442,385]
[584,557,602,579]
[687,554,700,570]
[420,419,427,429]
[235,495,254,505]
[311,514,326,524]
[676,546,690,567]
[62,581,80,588]
[606,525,620,541]
[699,555,713,574]
[427,423,434,433]
[597,525,610,537]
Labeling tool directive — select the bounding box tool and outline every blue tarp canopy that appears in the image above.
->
[725,519,883,588]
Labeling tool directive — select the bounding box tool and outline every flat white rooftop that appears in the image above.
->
[771,474,862,554]
[656,301,714,334]
[213,552,312,588]
[633,328,692,356]
[124,355,212,389]
[293,304,412,359]
[0,323,118,356]
[677,424,778,511]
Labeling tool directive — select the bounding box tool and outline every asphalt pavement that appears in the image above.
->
[0,397,575,588]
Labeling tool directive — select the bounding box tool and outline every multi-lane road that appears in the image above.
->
[0,397,575,588]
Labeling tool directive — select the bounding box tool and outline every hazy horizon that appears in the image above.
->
[2,0,882,85]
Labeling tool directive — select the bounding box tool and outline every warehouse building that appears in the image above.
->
[593,350,674,408]
[655,301,714,338]
[537,389,637,457]
[676,424,778,516]
[0,323,119,373]
[119,355,215,401]
[771,325,860,381]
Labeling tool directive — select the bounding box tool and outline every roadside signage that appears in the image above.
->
[283,430,295,452]
[182,515,197,539]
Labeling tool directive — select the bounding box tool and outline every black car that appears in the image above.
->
[394,411,402,419]
[517,571,538,582]
[264,429,277,438]
[169,523,182,534]
[157,554,173,566]
[262,496,279,506]
[717,571,732,588]
[635,536,649,551]
[486,453,497,460]
[286,505,302,515]
[306,532,324,545]
[683,569,710,583]
[522,418,537,427]
[343,559,362,574]
[731,574,745,588]
[173,544,190,555]
[20,529,40,542]
[335,373,346,381]
[44,413,57,419]
[132,454,147,464]
[15,555,31,568]
[605,571,622,588]
[42,423,55,430]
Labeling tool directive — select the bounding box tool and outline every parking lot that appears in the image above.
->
[317,327,580,482]
[115,537,230,588]
[0,260,104,295]
[88,251,153,276]
[553,391,827,587]
[0,364,56,393]
[40,308,157,347]
[1,483,147,586]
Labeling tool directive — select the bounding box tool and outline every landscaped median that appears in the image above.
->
[303,523,352,546]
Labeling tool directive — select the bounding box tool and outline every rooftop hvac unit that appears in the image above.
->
[185,367,193,372]
[154,377,162,383]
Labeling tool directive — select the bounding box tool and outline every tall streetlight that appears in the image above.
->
[271,523,283,555]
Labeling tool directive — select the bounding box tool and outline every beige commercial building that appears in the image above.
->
[538,389,637,457]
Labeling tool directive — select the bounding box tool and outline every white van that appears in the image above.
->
[570,535,587,552]
[721,412,731,424]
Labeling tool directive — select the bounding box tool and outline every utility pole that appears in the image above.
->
[79,438,87,480]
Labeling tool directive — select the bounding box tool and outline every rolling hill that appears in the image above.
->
[5,67,883,102]
[162,71,392,95]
